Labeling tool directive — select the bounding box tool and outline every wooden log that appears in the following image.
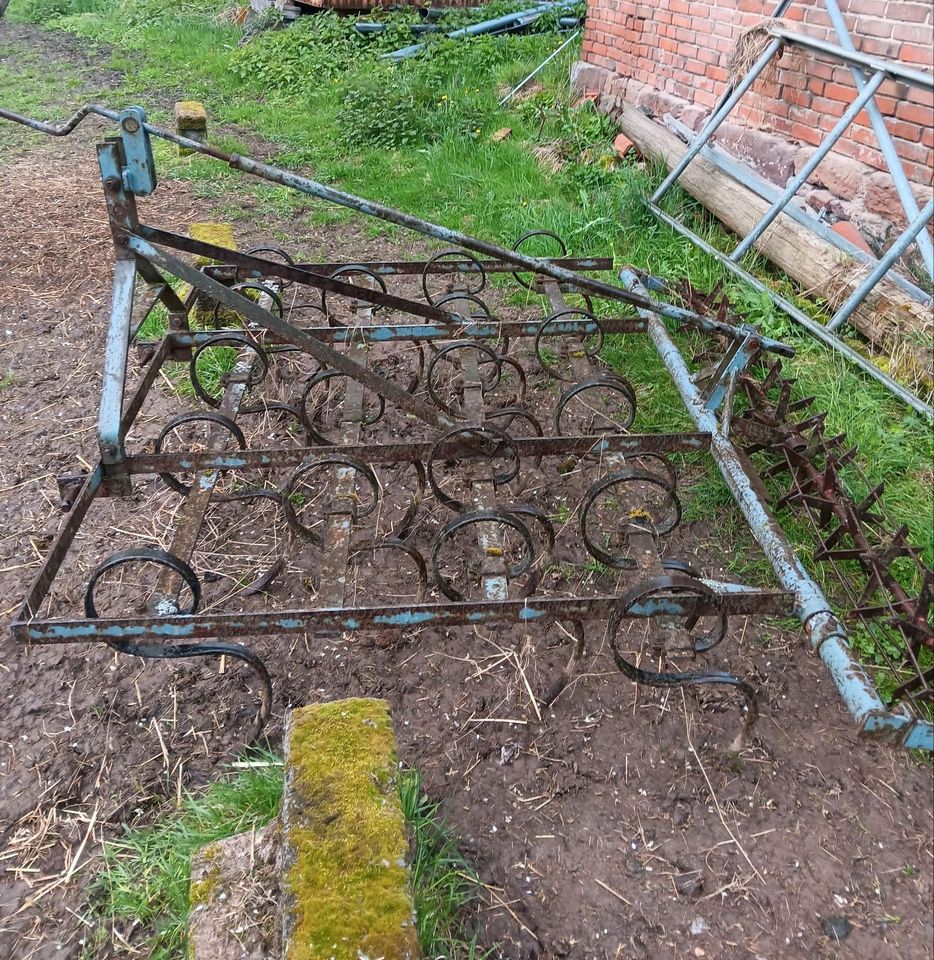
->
[615,102,932,390]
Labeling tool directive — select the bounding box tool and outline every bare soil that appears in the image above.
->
[0,24,932,960]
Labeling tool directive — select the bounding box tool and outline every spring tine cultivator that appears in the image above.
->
[2,102,930,750]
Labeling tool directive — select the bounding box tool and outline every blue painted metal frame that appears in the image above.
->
[620,268,933,751]
[3,100,928,750]
[646,13,934,417]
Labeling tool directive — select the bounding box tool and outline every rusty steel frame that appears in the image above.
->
[2,102,926,749]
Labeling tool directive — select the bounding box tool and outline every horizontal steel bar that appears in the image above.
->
[126,431,713,475]
[145,316,646,352]
[202,256,615,280]
[645,200,933,420]
[12,586,795,644]
[769,25,934,91]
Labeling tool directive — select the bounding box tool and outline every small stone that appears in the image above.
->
[821,915,853,941]
[689,916,709,936]
[492,126,512,143]
[613,132,635,159]
[805,188,837,212]
[679,105,708,131]
[676,872,704,897]
[625,855,644,878]
[794,148,868,200]
[831,220,873,255]
[573,91,600,109]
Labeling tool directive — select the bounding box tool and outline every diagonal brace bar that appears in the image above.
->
[126,236,456,431]
[730,70,887,261]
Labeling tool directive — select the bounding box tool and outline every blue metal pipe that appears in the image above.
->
[620,268,933,750]
[383,0,576,61]
[826,198,934,333]
[730,70,887,262]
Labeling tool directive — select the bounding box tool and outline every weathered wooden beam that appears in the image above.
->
[614,102,932,390]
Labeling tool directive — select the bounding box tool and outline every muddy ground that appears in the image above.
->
[1,23,932,960]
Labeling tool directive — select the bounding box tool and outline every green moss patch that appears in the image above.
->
[282,698,420,960]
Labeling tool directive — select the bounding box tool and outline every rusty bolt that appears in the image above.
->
[122,116,140,134]
[104,176,121,191]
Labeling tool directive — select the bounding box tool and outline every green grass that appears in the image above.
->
[400,769,490,958]
[86,750,283,958]
[85,755,485,958]
[2,0,931,697]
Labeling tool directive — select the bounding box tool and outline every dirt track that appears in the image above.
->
[0,23,932,960]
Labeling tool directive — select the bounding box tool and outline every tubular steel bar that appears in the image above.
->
[650,37,783,204]
[125,431,712,474]
[383,0,577,61]
[620,268,933,751]
[729,69,887,262]
[812,0,934,279]
[826,197,934,332]
[499,28,582,106]
[646,199,934,420]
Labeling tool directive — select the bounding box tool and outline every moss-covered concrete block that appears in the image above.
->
[175,100,208,130]
[185,222,239,327]
[175,100,208,156]
[280,698,420,960]
[190,222,236,267]
[188,821,280,959]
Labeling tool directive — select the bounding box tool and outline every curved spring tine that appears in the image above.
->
[106,638,273,741]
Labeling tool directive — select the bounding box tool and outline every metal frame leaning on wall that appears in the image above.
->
[646,1,934,419]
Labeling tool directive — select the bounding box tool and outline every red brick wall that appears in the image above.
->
[579,0,934,207]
